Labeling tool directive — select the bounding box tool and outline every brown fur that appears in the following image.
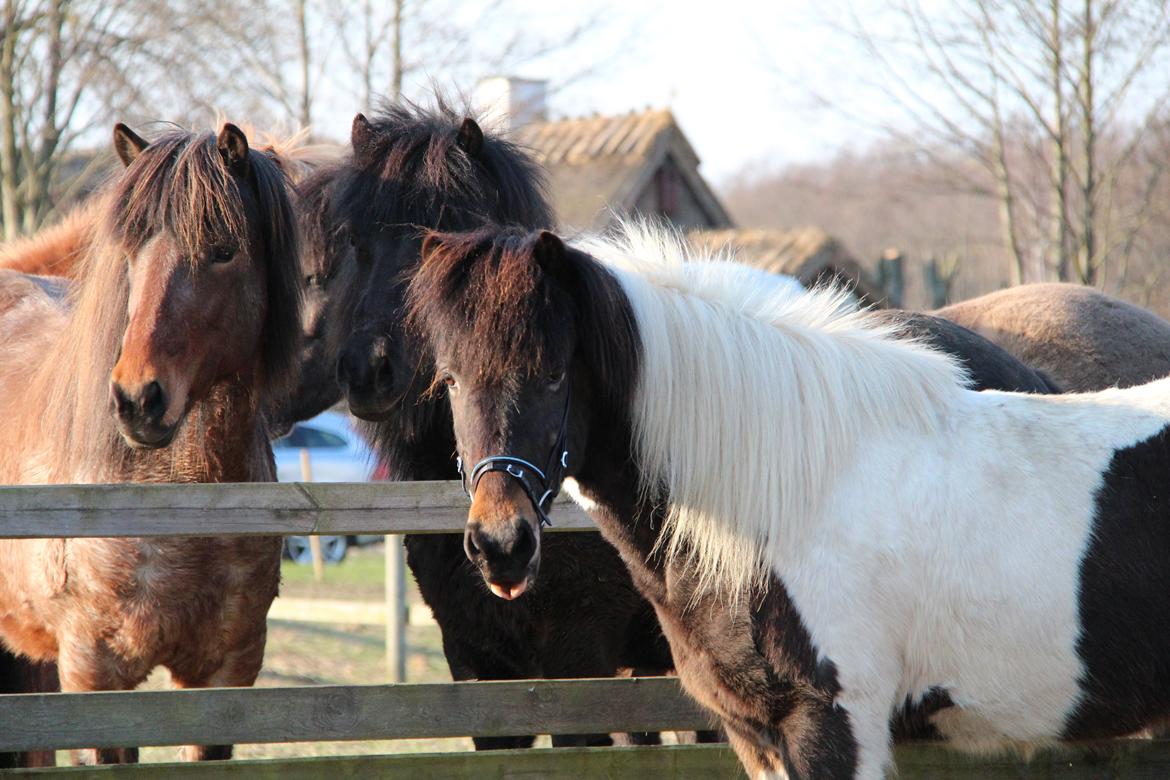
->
[0,200,98,278]
[0,126,300,764]
[937,283,1170,391]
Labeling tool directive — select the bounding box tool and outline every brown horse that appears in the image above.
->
[937,283,1170,391]
[0,123,301,764]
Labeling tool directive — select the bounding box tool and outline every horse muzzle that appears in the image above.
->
[110,379,179,449]
[464,512,541,601]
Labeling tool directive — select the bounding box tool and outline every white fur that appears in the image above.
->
[579,221,967,593]
[577,221,1170,778]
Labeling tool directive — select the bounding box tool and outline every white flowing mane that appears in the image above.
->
[577,222,971,593]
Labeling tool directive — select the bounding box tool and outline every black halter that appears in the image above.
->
[456,390,571,528]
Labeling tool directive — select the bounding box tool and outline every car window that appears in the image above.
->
[273,425,349,449]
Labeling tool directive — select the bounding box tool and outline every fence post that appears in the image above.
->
[386,535,406,682]
[299,449,325,584]
[877,248,905,308]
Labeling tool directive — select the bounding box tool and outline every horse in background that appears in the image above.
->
[313,103,680,748]
[938,282,1170,391]
[0,123,301,764]
[409,222,1170,779]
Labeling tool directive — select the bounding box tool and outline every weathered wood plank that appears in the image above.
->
[0,745,746,779]
[0,678,714,751]
[7,743,1170,780]
[892,739,1170,779]
[0,482,595,537]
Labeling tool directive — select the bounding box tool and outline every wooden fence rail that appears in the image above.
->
[0,678,711,752]
[4,483,1170,778]
[0,482,592,537]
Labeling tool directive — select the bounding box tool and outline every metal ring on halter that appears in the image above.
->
[454,390,572,529]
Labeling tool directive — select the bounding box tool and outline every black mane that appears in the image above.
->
[336,101,553,238]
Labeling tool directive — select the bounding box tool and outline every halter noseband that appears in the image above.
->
[456,390,571,528]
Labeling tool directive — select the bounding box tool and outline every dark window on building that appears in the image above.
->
[655,161,679,218]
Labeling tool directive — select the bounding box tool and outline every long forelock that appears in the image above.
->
[580,220,971,596]
[408,228,571,384]
[108,132,250,258]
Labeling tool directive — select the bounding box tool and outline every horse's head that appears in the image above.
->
[408,227,637,599]
[106,123,300,448]
[333,105,553,421]
[265,163,357,434]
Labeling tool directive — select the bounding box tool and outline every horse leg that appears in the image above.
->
[56,641,140,765]
[169,635,267,762]
[445,646,537,750]
[723,721,787,780]
[541,640,615,748]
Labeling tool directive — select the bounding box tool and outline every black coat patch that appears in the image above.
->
[1065,423,1170,739]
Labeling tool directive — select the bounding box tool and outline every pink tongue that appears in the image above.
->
[489,580,528,600]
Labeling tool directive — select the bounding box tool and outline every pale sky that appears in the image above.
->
[532,0,883,185]
[305,0,900,188]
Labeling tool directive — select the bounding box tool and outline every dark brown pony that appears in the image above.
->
[937,282,1170,391]
[0,124,300,764]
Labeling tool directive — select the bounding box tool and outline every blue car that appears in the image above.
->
[272,410,379,563]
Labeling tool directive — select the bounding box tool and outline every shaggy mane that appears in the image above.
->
[336,100,552,242]
[25,128,301,481]
[581,221,971,593]
[412,219,970,594]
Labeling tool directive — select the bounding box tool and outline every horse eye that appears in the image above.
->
[547,369,566,387]
[441,373,458,390]
[305,273,321,288]
[212,246,236,264]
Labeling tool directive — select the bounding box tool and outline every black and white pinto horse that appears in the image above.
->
[408,221,1170,779]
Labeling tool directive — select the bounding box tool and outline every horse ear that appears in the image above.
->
[456,118,484,158]
[113,124,149,167]
[420,231,445,266]
[532,230,566,274]
[217,123,250,174]
[351,113,375,162]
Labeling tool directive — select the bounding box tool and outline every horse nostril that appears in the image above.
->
[110,383,133,419]
[373,353,394,392]
[141,381,166,421]
[463,523,483,562]
[512,519,536,563]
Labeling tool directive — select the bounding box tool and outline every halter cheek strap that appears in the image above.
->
[457,390,571,528]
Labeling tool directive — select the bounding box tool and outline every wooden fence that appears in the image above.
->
[1,482,1169,778]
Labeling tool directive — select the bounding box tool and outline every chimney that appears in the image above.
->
[474,77,548,131]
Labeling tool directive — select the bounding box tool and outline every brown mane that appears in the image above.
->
[407,226,639,413]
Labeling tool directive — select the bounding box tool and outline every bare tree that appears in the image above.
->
[0,0,264,237]
[326,0,612,113]
[803,0,1170,286]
